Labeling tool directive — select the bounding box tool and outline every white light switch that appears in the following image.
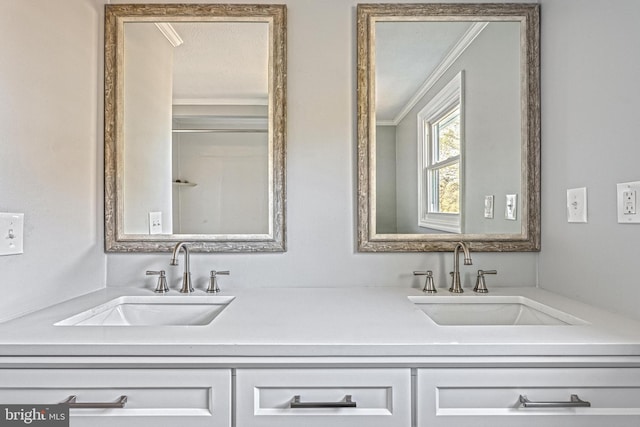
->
[567,187,588,223]
[149,211,162,234]
[505,194,517,220]
[617,181,640,223]
[0,213,24,256]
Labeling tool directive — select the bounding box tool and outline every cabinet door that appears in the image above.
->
[236,368,412,427]
[0,369,231,427]
[417,367,640,427]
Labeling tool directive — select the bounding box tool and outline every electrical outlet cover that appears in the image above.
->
[617,181,640,223]
[567,187,588,223]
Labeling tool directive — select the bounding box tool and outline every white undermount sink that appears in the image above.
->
[55,295,234,326]
[409,295,588,326]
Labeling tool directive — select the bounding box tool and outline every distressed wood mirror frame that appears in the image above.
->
[357,3,540,252]
[104,4,286,252]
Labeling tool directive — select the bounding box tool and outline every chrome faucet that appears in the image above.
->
[170,242,193,293]
[449,242,472,293]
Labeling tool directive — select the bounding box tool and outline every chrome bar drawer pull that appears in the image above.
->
[290,395,357,408]
[62,395,128,409]
[519,394,591,408]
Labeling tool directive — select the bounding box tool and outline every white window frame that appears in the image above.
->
[417,71,464,233]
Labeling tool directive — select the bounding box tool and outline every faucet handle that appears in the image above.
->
[414,270,436,293]
[207,270,230,293]
[474,269,497,293]
[146,270,169,293]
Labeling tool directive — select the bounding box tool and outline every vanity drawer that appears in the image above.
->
[0,369,231,427]
[236,368,411,427]
[417,367,640,427]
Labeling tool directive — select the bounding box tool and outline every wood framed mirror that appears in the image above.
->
[104,4,286,252]
[357,3,540,252]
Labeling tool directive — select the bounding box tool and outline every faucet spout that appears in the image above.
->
[449,242,472,293]
[171,242,193,293]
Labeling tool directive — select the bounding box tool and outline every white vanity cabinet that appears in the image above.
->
[0,369,231,427]
[235,368,412,427]
[416,367,640,427]
[3,288,640,426]
[4,365,640,427]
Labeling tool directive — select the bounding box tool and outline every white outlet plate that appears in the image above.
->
[149,211,162,234]
[567,187,588,223]
[484,195,494,219]
[505,194,517,220]
[0,213,24,256]
[617,181,640,223]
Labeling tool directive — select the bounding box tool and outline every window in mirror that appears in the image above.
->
[418,72,463,233]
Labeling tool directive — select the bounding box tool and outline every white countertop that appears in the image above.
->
[1,286,640,358]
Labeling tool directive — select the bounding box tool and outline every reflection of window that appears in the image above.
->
[417,72,463,233]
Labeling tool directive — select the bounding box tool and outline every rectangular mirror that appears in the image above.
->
[105,4,286,252]
[357,3,540,251]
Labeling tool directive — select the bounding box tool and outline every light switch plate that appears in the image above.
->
[617,181,640,223]
[567,187,588,223]
[0,213,24,256]
[505,194,517,220]
[484,195,494,219]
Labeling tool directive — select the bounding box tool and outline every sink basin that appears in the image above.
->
[409,295,587,326]
[55,295,234,326]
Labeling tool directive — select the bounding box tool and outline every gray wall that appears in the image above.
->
[0,0,104,322]
[538,0,640,320]
[4,0,640,323]
[172,131,269,234]
[375,125,397,233]
[123,23,174,234]
[462,22,521,235]
[393,22,521,234]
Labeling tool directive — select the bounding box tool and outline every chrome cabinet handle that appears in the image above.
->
[290,395,356,408]
[62,395,128,409]
[519,394,591,408]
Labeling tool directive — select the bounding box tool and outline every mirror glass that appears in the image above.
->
[105,5,286,252]
[357,4,540,251]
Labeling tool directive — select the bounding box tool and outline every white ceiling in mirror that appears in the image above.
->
[170,22,269,106]
[375,21,472,122]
